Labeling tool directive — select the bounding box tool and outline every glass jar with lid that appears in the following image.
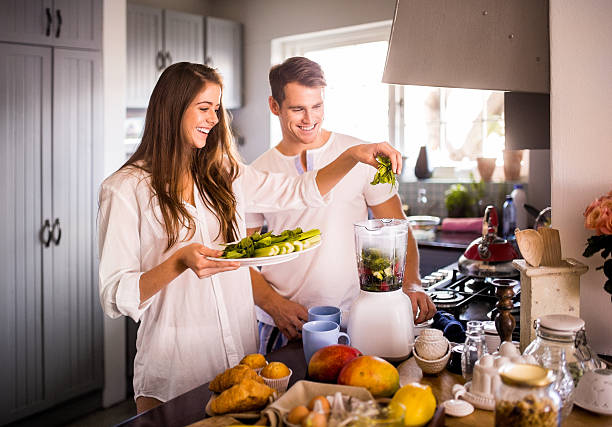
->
[523,314,603,387]
[495,363,561,427]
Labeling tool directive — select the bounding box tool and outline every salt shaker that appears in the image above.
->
[461,320,488,381]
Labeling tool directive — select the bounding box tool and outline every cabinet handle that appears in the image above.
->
[51,218,62,246]
[55,9,62,38]
[156,51,165,70]
[40,219,52,247]
[165,51,172,66]
[45,8,52,37]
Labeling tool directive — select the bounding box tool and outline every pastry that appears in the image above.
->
[210,378,274,414]
[209,364,263,393]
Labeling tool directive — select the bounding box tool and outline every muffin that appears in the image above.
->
[260,361,292,394]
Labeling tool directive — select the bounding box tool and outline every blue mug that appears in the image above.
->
[302,320,350,364]
[308,305,342,325]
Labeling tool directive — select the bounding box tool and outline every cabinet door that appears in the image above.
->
[163,10,204,66]
[0,43,52,425]
[0,0,54,45]
[205,17,242,109]
[46,48,103,402]
[127,3,163,108]
[52,0,102,50]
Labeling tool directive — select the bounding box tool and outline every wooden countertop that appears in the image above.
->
[118,341,611,426]
[398,357,611,427]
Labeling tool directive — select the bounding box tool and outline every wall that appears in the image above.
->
[550,0,612,354]
[210,0,397,162]
[102,0,128,407]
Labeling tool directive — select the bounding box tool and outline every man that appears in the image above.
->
[247,57,436,354]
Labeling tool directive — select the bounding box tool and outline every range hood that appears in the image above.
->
[383,0,550,94]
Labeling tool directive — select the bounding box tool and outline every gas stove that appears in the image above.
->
[421,264,521,340]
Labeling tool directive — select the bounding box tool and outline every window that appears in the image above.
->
[271,22,509,178]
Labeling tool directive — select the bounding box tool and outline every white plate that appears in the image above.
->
[208,242,321,267]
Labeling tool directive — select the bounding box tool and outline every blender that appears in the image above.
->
[347,219,414,361]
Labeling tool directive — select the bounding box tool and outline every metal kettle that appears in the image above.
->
[458,205,519,278]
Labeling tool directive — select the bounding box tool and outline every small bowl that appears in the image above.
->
[574,368,612,415]
[414,343,451,375]
[261,368,293,394]
[414,331,448,360]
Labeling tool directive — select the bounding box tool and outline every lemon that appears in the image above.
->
[389,383,436,427]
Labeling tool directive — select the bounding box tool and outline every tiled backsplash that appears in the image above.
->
[398,179,527,219]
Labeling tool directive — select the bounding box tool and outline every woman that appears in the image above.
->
[98,62,401,412]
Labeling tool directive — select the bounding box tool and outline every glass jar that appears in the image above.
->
[523,315,603,387]
[537,346,575,421]
[495,364,561,427]
[461,320,488,381]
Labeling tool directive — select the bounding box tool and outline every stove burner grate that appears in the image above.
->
[429,290,464,305]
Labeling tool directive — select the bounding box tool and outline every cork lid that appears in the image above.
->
[499,363,554,387]
[538,314,585,335]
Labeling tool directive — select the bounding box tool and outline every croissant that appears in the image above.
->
[210,378,274,414]
[209,364,263,393]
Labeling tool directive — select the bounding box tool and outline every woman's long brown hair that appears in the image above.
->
[124,62,241,249]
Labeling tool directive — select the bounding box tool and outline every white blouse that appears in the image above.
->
[97,164,328,402]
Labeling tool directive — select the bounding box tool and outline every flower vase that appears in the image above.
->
[414,146,432,180]
[503,150,523,181]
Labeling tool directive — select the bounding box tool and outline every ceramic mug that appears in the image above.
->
[308,305,342,325]
[302,320,350,364]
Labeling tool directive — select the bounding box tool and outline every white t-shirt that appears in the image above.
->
[246,133,397,327]
[98,162,329,402]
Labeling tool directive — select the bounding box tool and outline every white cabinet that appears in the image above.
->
[126,4,243,109]
[205,17,242,110]
[126,4,163,109]
[0,42,103,426]
[127,4,204,108]
[164,10,204,66]
[0,0,102,49]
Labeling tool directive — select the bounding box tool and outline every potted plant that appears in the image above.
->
[444,184,475,218]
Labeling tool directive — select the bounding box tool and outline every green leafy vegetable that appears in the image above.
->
[370,155,397,190]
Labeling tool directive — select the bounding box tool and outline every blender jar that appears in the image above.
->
[354,219,408,292]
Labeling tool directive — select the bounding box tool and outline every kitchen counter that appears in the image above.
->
[417,231,479,276]
[117,341,611,427]
[417,231,480,250]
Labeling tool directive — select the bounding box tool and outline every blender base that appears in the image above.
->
[347,289,415,361]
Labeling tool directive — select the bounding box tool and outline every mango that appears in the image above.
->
[337,355,400,397]
[308,344,362,383]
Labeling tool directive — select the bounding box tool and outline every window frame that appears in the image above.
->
[270,20,395,149]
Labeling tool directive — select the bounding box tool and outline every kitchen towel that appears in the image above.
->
[440,217,483,233]
[432,311,466,344]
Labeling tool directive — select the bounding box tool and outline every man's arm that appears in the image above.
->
[369,195,437,323]
[247,227,308,340]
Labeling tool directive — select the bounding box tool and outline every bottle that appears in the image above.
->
[502,195,516,240]
[510,184,527,229]
[414,188,429,215]
[461,321,487,381]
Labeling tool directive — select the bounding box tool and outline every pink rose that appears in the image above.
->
[597,197,612,235]
[584,200,602,230]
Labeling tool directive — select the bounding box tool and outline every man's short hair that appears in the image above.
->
[269,57,327,106]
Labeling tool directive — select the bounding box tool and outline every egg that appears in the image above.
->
[287,405,310,425]
[307,395,330,416]
[301,410,327,427]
